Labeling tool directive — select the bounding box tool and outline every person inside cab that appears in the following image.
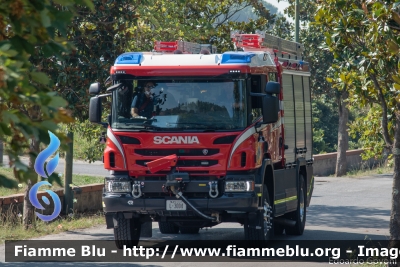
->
[131,81,156,119]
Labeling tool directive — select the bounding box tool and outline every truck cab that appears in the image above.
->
[89,31,314,248]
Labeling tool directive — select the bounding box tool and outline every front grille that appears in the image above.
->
[137,160,218,167]
[135,148,219,156]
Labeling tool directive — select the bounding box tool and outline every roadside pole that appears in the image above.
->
[295,0,300,43]
[0,140,3,165]
[63,131,74,215]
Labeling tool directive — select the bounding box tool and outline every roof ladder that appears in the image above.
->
[154,40,217,54]
[231,30,304,59]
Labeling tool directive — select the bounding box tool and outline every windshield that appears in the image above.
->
[111,79,248,131]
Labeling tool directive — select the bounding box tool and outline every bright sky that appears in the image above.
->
[266,0,290,14]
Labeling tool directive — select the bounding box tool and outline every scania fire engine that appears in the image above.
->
[89,31,314,248]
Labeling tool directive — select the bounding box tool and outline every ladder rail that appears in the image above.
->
[231,30,304,58]
[154,40,217,54]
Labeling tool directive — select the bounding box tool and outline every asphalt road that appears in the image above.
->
[0,173,393,267]
[1,155,109,177]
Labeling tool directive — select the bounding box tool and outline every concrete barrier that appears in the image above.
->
[0,149,381,216]
[313,149,381,176]
[0,183,104,217]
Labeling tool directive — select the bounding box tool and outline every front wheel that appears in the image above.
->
[285,174,306,235]
[244,185,272,241]
[114,217,141,249]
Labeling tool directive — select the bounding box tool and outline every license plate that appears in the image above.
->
[166,200,187,211]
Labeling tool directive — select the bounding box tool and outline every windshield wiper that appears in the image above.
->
[167,122,215,127]
[166,122,231,131]
[115,124,164,131]
[142,124,162,130]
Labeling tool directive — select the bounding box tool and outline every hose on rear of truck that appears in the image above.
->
[171,188,216,221]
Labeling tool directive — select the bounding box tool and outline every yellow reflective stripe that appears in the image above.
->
[274,196,297,205]
[257,193,262,197]
[307,176,314,197]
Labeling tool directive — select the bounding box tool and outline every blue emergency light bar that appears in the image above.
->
[220,52,256,64]
[113,51,256,65]
[115,52,143,64]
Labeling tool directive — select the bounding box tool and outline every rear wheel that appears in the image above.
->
[285,174,306,235]
[180,227,200,234]
[114,217,141,249]
[244,185,272,241]
[158,221,179,234]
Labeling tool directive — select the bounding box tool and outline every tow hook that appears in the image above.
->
[209,181,218,198]
[132,181,143,199]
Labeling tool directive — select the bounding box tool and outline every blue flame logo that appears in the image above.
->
[30,131,62,222]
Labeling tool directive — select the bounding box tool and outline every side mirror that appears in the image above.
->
[262,94,279,124]
[265,81,280,94]
[89,97,102,123]
[106,83,123,92]
[89,82,101,95]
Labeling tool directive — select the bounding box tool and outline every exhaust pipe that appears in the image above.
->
[274,217,296,227]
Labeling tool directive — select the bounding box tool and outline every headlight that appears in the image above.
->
[225,181,254,192]
[105,180,131,193]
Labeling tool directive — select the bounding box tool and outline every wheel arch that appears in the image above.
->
[260,159,275,209]
[297,158,308,206]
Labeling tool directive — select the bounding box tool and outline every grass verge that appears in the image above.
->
[344,164,394,178]
[0,209,105,244]
[0,167,103,197]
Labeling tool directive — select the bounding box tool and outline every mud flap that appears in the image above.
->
[140,221,153,238]
[105,213,115,229]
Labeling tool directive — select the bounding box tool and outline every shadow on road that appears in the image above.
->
[3,264,163,267]
[274,228,389,241]
[306,205,390,229]
[63,231,113,239]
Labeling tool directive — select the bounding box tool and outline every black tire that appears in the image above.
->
[180,227,200,234]
[158,221,179,234]
[285,174,306,235]
[114,217,141,249]
[244,185,272,241]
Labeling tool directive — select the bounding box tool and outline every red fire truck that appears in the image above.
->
[89,31,314,248]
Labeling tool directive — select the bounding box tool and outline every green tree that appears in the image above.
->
[33,0,276,163]
[284,0,353,176]
[0,0,94,227]
[315,0,400,256]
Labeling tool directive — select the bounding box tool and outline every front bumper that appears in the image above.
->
[102,192,258,215]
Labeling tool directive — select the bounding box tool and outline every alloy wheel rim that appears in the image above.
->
[263,199,271,237]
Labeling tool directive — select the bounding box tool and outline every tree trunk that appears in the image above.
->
[63,131,74,215]
[0,139,3,165]
[23,180,35,229]
[335,91,349,177]
[389,109,400,267]
[23,138,40,229]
